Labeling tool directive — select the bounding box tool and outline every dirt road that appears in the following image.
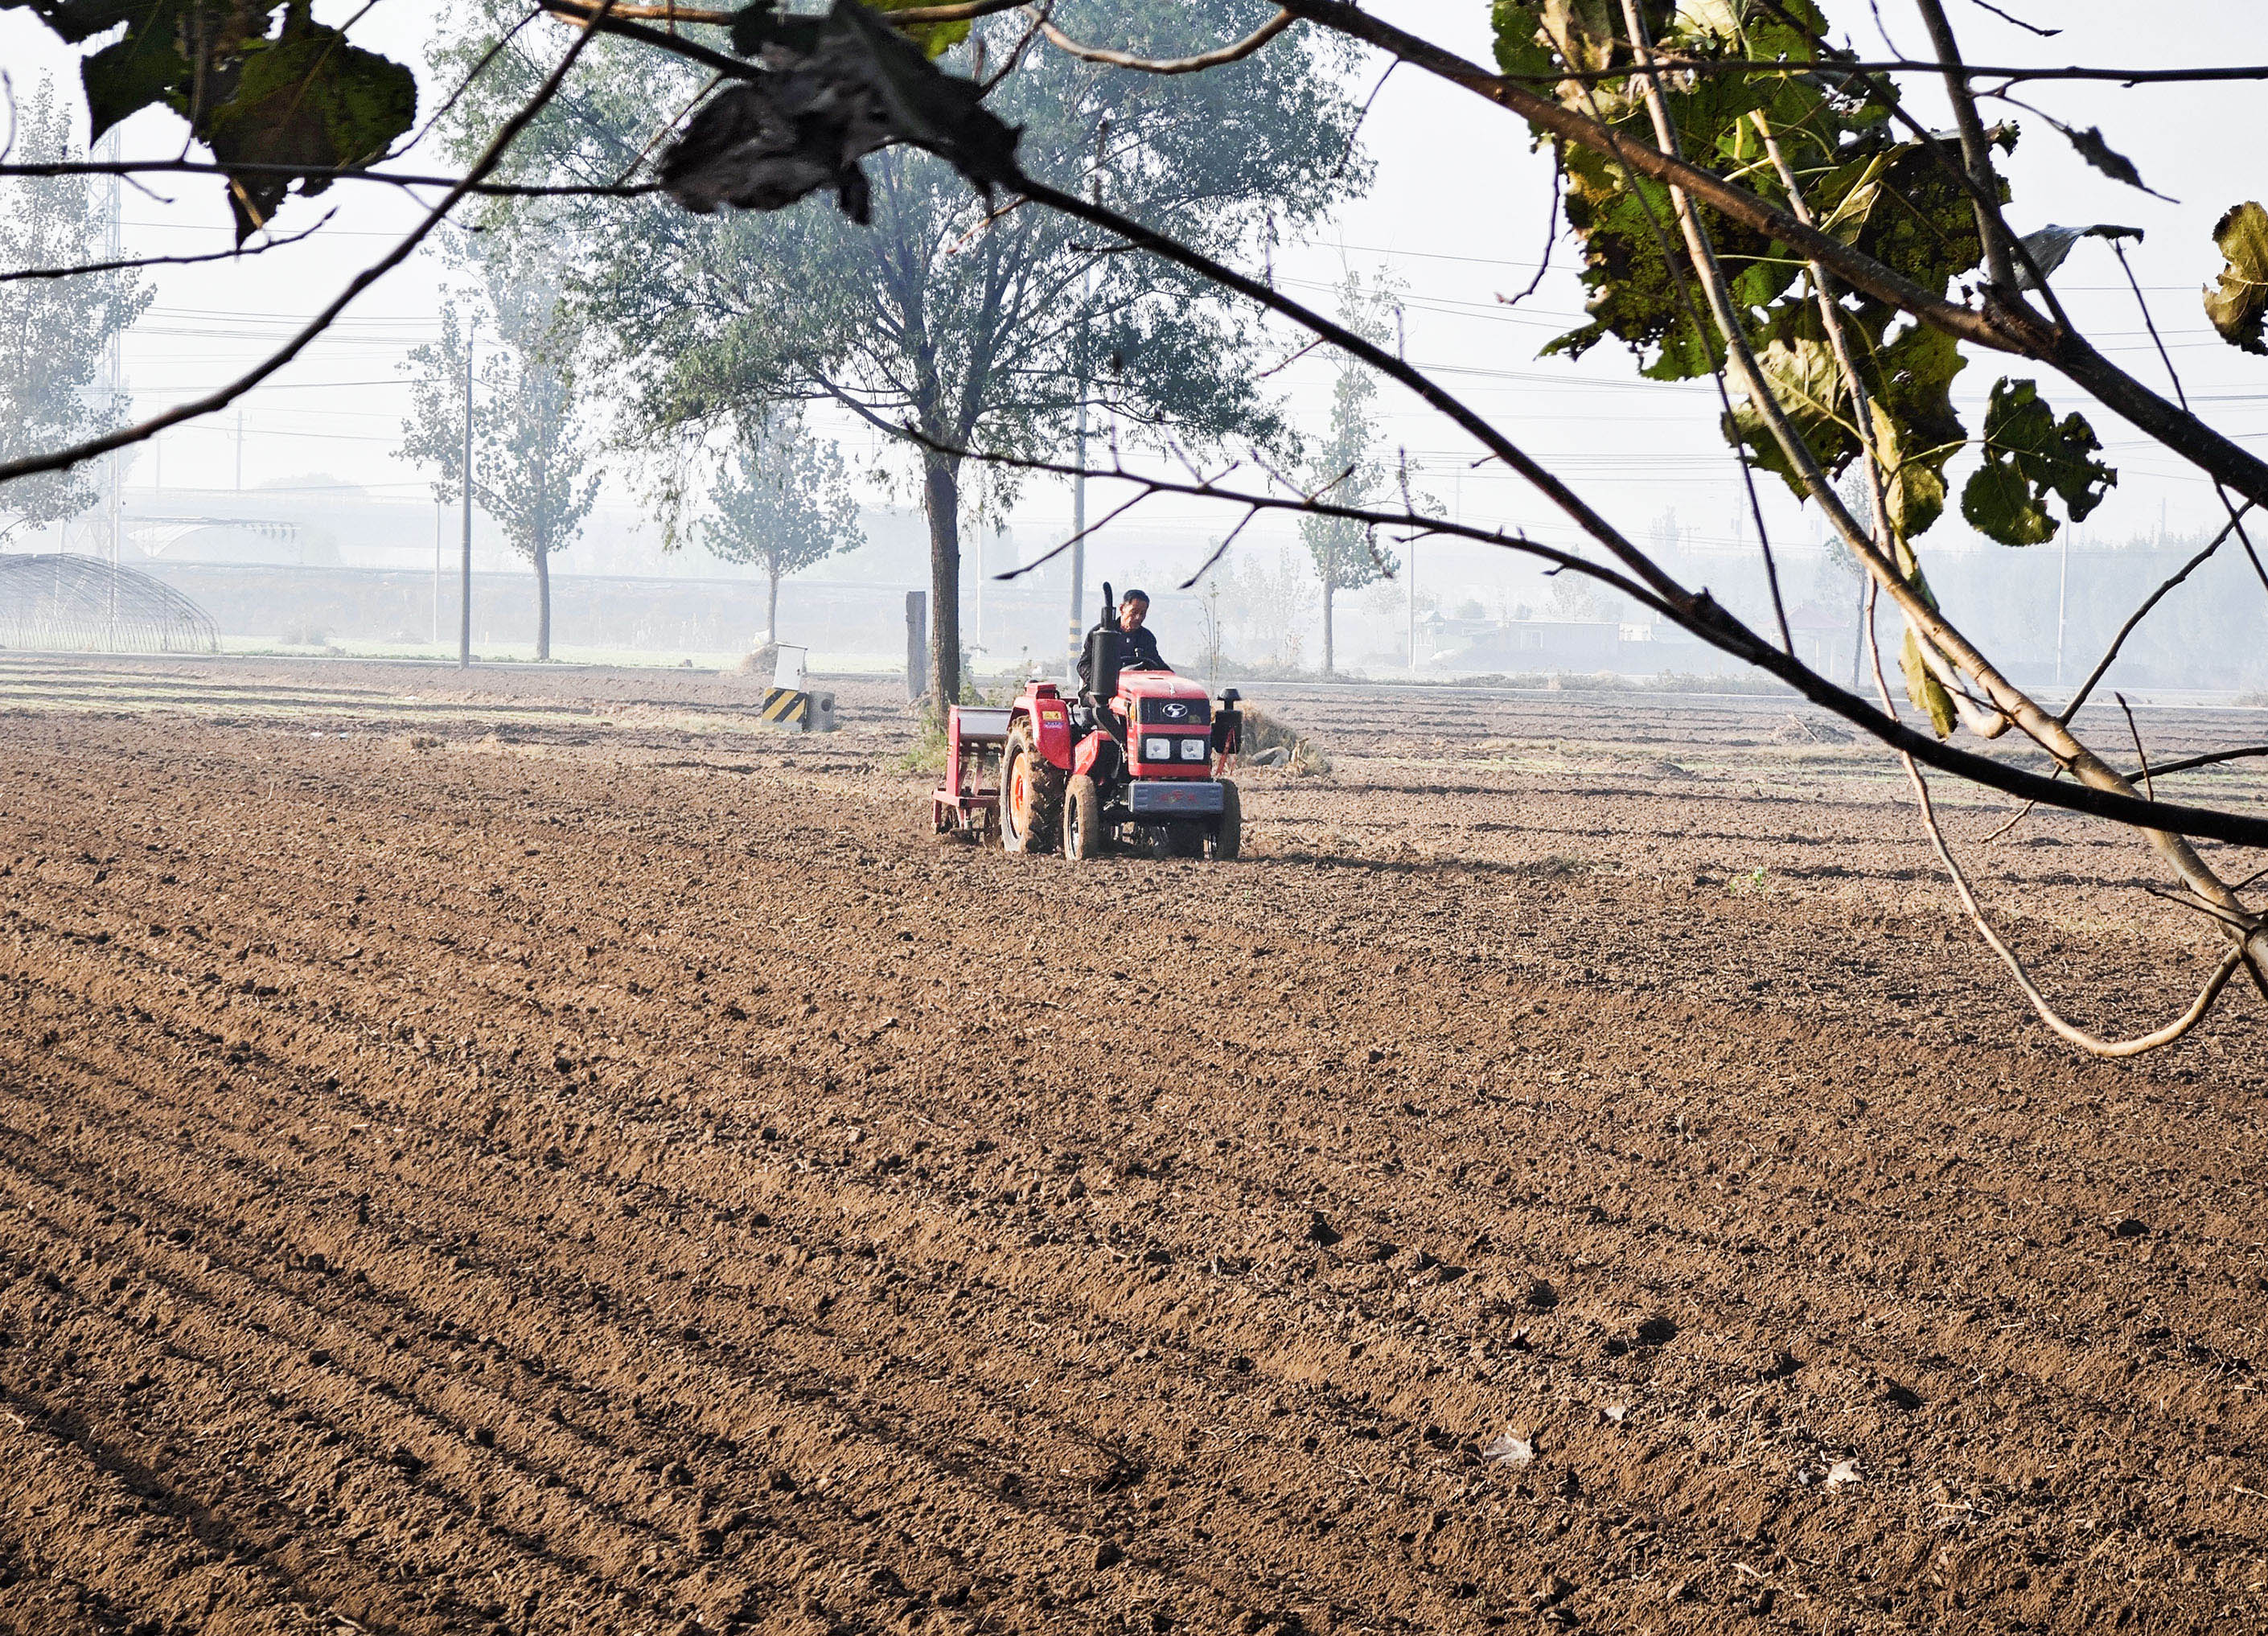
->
[2,656,2265,1635]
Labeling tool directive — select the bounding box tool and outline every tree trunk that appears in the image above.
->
[535,538,552,662]
[766,562,781,647]
[1322,580,1336,676]
[535,460,552,663]
[1850,577,1865,689]
[923,451,961,711]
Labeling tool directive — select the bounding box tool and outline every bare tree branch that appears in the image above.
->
[2116,693,2155,803]
[1490,55,2268,86]
[1026,7,1294,75]
[0,212,332,284]
[0,158,658,198]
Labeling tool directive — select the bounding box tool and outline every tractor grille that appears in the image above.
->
[1137,697,1211,726]
[1128,780,1225,816]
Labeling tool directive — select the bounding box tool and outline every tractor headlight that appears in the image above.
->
[1179,738,1207,761]
[1144,737,1172,761]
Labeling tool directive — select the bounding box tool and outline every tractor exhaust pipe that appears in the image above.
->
[1083,627,1121,705]
[1083,581,1122,704]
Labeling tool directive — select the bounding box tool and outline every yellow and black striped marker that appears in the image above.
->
[761,687,810,728]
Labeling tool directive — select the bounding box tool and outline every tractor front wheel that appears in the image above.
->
[1063,773,1103,863]
[1000,725,1064,855]
[1209,779,1242,861]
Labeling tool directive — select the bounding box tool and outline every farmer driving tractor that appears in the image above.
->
[1079,588,1168,689]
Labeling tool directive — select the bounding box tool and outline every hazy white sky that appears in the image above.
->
[6,2,2267,597]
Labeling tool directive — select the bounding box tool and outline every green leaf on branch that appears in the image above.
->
[1900,628,1958,738]
[1721,316,1964,540]
[2205,200,2268,355]
[1867,320,1965,536]
[199,23,418,236]
[1959,378,2115,545]
[9,1,417,241]
[1722,336,1853,489]
[80,32,190,142]
[1489,1,1556,80]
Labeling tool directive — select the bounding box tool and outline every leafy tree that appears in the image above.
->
[431,1,1364,710]
[0,79,151,544]
[1300,271,1400,675]
[399,257,599,660]
[698,408,865,645]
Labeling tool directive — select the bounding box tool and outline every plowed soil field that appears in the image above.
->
[2,653,2266,1636]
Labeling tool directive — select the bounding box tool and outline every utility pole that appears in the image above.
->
[1407,536,1417,672]
[433,501,444,647]
[2055,527,2069,689]
[1066,121,1108,679]
[1066,395,1087,676]
[102,129,122,649]
[235,408,244,491]
[459,321,476,669]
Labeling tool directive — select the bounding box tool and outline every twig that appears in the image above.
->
[2136,883,2262,939]
[2059,510,2249,724]
[1966,0,2058,39]
[1978,796,2040,845]
[0,158,656,199]
[978,1,1054,96]
[1027,7,1294,75]
[2115,693,2155,802]
[610,70,725,188]
[0,0,624,488]
[392,6,545,162]
[2112,240,2268,604]
[1255,335,1326,380]
[1497,140,1563,310]
[2134,745,2268,781]
[539,0,1028,22]
[0,212,333,283]
[1332,59,1399,184]
[1483,55,2268,87]
[1176,506,1263,589]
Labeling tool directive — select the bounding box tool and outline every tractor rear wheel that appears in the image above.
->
[1000,725,1065,854]
[1063,774,1103,863]
[1209,779,1242,861]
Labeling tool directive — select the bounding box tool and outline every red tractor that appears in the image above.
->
[933,583,1243,861]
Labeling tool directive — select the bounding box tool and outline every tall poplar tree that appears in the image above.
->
[399,257,600,660]
[700,408,865,645]
[1300,272,1401,676]
[0,80,151,544]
